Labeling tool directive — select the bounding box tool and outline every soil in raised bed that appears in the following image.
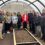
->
[15,30,37,43]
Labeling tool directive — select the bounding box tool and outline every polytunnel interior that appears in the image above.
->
[0,0,45,45]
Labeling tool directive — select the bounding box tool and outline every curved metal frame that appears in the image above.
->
[0,0,45,13]
[25,0,45,13]
[37,0,45,7]
[0,0,9,6]
[25,0,41,13]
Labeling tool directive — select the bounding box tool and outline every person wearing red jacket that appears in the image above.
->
[22,13,28,29]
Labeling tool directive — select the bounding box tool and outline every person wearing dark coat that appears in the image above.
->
[34,14,41,36]
[28,13,35,34]
[41,13,45,41]
[17,12,22,30]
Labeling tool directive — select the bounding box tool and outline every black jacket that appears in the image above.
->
[17,15,22,23]
[28,13,34,23]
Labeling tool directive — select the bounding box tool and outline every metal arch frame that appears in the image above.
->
[0,0,10,6]
[37,0,45,7]
[0,0,41,13]
[0,0,45,13]
[30,0,45,7]
[0,1,7,6]
[30,2,41,14]
[25,0,45,13]
[25,0,41,13]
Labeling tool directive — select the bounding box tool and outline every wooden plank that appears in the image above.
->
[17,42,38,44]
[25,29,43,45]
[13,29,16,45]
[0,23,3,39]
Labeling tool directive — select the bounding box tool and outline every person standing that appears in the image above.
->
[22,13,28,29]
[28,12,35,34]
[41,13,45,41]
[3,12,11,34]
[17,12,22,30]
[11,12,18,29]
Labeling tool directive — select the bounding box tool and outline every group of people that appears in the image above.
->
[0,9,45,41]
[2,11,28,34]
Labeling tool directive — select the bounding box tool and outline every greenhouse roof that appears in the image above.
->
[0,0,45,13]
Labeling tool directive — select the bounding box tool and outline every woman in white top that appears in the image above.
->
[11,12,18,29]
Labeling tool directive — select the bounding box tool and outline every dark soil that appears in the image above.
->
[15,30,37,43]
